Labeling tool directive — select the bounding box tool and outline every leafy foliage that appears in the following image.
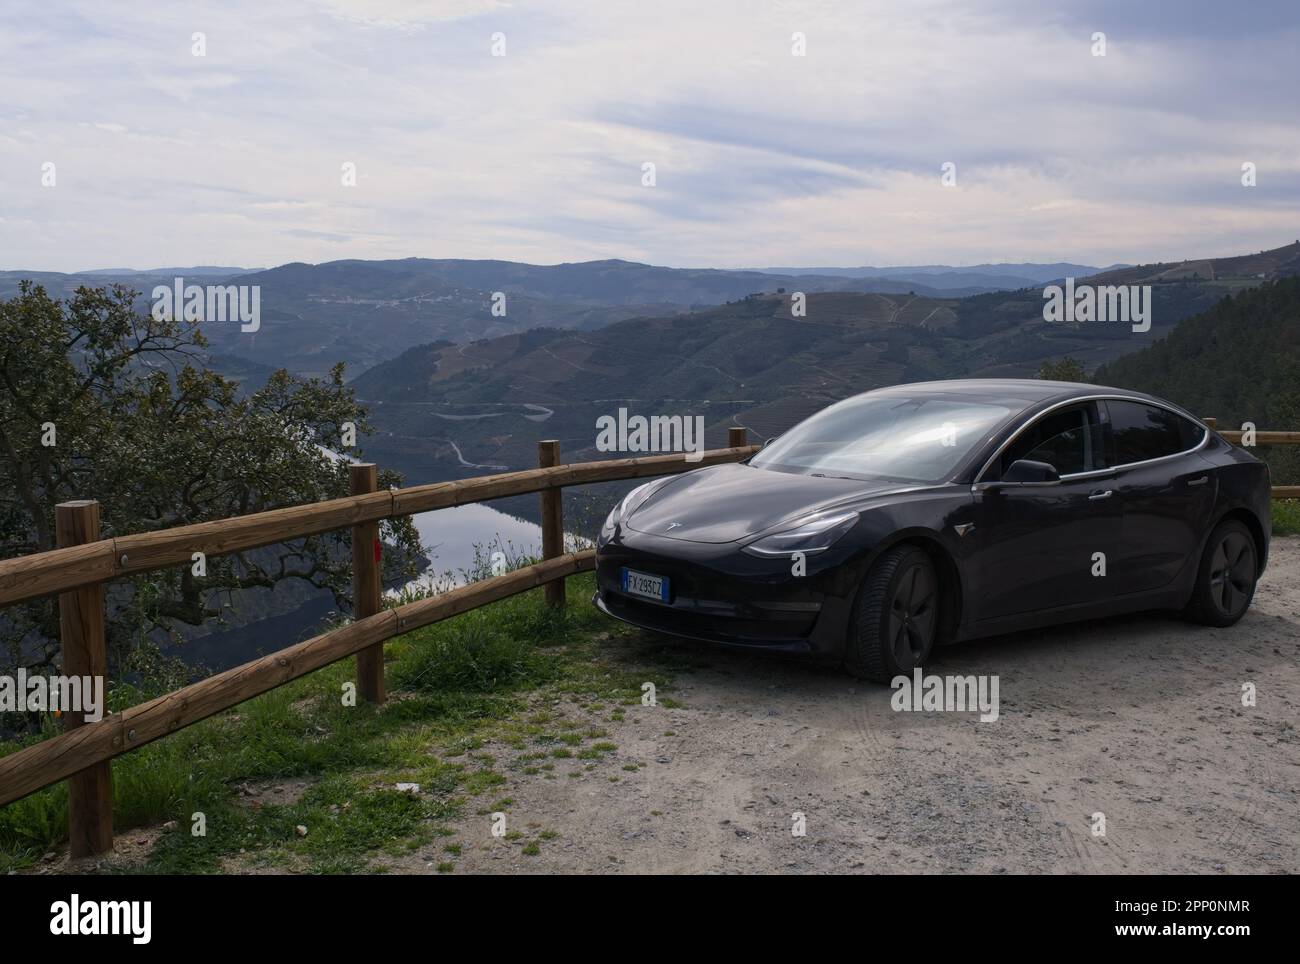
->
[1038,356,1087,381]
[0,283,421,694]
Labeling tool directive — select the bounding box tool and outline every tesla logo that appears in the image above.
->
[664,522,682,530]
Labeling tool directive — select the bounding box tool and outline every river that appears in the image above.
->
[170,502,561,674]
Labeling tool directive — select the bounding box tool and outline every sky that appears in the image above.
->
[1,0,1298,273]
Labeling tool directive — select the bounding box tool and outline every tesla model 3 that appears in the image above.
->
[593,379,1270,681]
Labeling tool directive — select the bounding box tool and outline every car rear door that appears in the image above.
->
[1102,399,1217,594]
[967,401,1122,621]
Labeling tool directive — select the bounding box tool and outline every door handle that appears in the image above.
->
[1088,490,1113,501]
[1187,476,1209,486]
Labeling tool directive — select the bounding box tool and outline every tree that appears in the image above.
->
[0,282,421,693]
[1038,356,1086,381]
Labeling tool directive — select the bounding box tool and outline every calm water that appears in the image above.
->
[170,502,554,674]
[399,503,547,593]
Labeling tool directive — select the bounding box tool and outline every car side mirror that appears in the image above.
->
[1001,459,1060,485]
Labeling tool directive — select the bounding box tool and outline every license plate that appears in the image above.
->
[621,567,669,603]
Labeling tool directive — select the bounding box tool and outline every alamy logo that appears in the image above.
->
[151,277,261,332]
[890,669,1000,722]
[0,671,103,722]
[50,894,151,944]
[1042,278,1151,332]
[595,407,705,462]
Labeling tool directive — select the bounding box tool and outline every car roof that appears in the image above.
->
[866,377,1162,412]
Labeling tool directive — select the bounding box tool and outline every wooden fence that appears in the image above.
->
[0,417,1296,855]
[0,429,758,855]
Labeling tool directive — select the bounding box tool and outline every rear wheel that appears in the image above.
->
[1184,519,1257,627]
[843,544,938,682]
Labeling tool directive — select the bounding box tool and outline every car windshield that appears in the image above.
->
[750,393,1017,483]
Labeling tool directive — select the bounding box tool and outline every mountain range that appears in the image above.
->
[342,241,1300,485]
[0,258,1102,378]
[751,261,1120,291]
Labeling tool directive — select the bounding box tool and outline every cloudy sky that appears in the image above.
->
[2,0,1297,272]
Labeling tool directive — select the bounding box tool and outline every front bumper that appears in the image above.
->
[593,527,862,658]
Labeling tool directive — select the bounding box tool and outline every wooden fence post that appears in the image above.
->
[538,440,565,607]
[728,426,748,448]
[56,500,113,858]
[1203,417,1217,429]
[350,463,384,703]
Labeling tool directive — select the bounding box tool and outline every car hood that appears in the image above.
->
[624,462,910,544]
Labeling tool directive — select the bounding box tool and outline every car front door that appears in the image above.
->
[1103,399,1218,594]
[967,401,1122,622]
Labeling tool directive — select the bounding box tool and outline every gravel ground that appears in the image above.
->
[401,536,1300,875]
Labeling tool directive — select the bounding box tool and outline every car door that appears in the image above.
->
[1102,399,1217,594]
[967,401,1122,622]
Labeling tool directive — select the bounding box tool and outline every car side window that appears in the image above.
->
[1106,400,1204,466]
[998,403,1104,478]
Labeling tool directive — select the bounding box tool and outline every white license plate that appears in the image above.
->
[621,567,669,603]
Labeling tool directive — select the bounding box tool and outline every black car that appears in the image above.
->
[593,379,1270,681]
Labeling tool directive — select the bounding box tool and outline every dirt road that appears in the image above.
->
[407,537,1300,874]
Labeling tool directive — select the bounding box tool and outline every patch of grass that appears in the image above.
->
[0,572,670,874]
[389,617,557,693]
[521,841,540,856]
[1272,499,1300,536]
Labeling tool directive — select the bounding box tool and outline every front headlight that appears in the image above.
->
[599,480,665,545]
[740,510,859,558]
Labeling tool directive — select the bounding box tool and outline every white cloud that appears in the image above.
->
[0,0,1297,271]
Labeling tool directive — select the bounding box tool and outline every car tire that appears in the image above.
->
[843,544,939,682]
[1184,519,1258,627]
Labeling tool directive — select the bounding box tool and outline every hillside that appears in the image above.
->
[350,282,1232,484]
[1082,240,1300,287]
[0,259,999,379]
[755,261,1116,288]
[1096,277,1300,429]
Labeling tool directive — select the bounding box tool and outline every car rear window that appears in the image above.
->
[1107,400,1204,466]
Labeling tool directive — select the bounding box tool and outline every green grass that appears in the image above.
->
[1272,499,1300,536]
[0,572,673,874]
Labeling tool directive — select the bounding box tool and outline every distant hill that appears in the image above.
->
[78,265,259,277]
[350,281,1231,484]
[1082,240,1300,287]
[754,261,1121,287]
[0,258,999,379]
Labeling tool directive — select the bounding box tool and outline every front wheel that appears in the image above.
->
[1184,519,1258,627]
[843,544,938,682]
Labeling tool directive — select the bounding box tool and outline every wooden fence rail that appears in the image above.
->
[0,550,596,808]
[0,431,759,847]
[0,444,757,610]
